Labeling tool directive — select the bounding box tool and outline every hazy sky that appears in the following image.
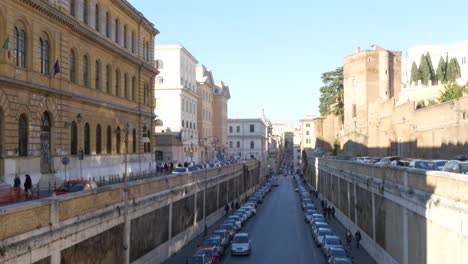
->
[129,0,468,127]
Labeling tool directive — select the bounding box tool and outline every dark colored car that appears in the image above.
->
[219,223,236,239]
[195,248,220,264]
[212,229,230,247]
[187,255,209,264]
[328,246,347,263]
[54,180,98,195]
[199,237,223,257]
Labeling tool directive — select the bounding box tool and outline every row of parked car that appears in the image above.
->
[187,181,276,264]
[350,155,468,174]
[173,160,237,175]
[294,176,352,264]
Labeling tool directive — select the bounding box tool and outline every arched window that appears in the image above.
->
[84,123,90,155]
[95,4,100,31]
[131,30,135,53]
[83,55,89,87]
[105,64,110,93]
[105,12,110,37]
[96,124,101,154]
[40,37,50,75]
[124,73,128,98]
[132,128,136,153]
[115,69,120,96]
[115,19,119,43]
[14,27,26,68]
[95,60,101,90]
[18,114,28,157]
[69,49,76,83]
[250,141,254,149]
[70,121,77,155]
[123,25,127,48]
[116,126,121,154]
[131,76,136,101]
[70,0,76,17]
[83,0,89,25]
[106,125,112,154]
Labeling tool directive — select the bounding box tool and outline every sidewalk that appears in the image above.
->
[303,180,376,264]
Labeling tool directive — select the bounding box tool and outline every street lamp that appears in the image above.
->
[76,113,83,179]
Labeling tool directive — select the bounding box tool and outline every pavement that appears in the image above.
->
[164,175,376,264]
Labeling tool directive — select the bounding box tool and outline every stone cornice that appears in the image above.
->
[116,0,159,35]
[23,0,158,76]
[0,75,155,118]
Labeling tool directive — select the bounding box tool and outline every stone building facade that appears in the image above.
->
[0,0,158,186]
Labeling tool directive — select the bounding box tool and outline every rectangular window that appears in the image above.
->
[157,77,164,84]
[236,126,240,133]
[229,141,233,148]
[306,123,310,128]
[229,126,233,133]
[236,141,240,148]
[352,104,357,118]
[250,124,254,132]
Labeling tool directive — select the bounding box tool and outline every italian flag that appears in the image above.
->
[3,36,10,59]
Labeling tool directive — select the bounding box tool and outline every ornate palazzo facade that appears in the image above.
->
[0,0,158,184]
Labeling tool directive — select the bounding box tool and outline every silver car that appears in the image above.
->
[231,233,251,256]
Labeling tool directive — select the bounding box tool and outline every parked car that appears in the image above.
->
[328,247,348,264]
[173,167,189,175]
[432,160,448,170]
[186,255,209,264]
[54,180,98,195]
[198,237,223,257]
[390,159,411,167]
[316,227,333,247]
[330,257,353,264]
[375,156,400,165]
[323,235,344,257]
[231,233,251,256]
[194,248,220,264]
[212,229,230,248]
[219,223,236,239]
[442,160,468,174]
[409,160,438,170]
[312,222,330,238]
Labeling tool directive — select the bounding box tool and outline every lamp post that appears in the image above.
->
[76,113,83,179]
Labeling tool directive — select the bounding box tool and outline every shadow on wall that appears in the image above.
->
[340,139,468,160]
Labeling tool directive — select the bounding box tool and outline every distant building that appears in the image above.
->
[299,115,318,151]
[213,81,231,159]
[227,118,268,160]
[154,44,199,163]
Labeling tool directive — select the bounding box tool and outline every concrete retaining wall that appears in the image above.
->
[307,158,468,264]
[0,161,262,264]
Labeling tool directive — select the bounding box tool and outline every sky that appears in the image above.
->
[129,0,468,127]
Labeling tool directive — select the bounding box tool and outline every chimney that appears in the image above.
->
[356,47,361,53]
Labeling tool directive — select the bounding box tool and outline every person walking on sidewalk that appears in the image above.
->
[24,174,32,198]
[346,231,353,250]
[355,230,362,249]
[331,206,335,218]
[224,203,230,216]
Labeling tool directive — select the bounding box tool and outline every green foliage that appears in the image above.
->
[410,62,421,83]
[416,100,425,109]
[419,54,433,85]
[438,81,464,103]
[426,53,435,82]
[436,56,447,82]
[318,67,344,118]
[446,58,461,81]
[428,99,438,106]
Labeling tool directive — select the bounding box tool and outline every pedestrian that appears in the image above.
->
[323,206,328,218]
[331,206,335,218]
[13,174,21,188]
[346,231,353,249]
[164,163,168,174]
[321,200,325,210]
[24,174,32,197]
[224,203,230,216]
[184,161,188,167]
[235,201,240,209]
[170,162,174,172]
[355,230,362,249]
[231,201,235,212]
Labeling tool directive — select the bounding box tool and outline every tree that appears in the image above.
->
[425,52,435,82]
[446,57,461,81]
[419,54,431,85]
[410,61,421,84]
[318,66,343,119]
[438,81,464,103]
[435,56,446,82]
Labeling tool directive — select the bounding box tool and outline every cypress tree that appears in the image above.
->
[447,58,461,81]
[425,52,435,82]
[410,61,421,84]
[435,56,446,82]
[419,54,431,85]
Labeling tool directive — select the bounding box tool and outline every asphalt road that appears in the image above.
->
[165,174,376,264]
[223,175,325,264]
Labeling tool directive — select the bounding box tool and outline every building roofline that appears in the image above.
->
[155,44,199,64]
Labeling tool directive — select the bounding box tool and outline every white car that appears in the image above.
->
[231,233,251,256]
[172,167,189,175]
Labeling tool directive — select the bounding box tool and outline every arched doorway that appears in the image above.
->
[40,112,52,173]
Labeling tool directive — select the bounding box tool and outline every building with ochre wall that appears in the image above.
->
[0,0,158,186]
